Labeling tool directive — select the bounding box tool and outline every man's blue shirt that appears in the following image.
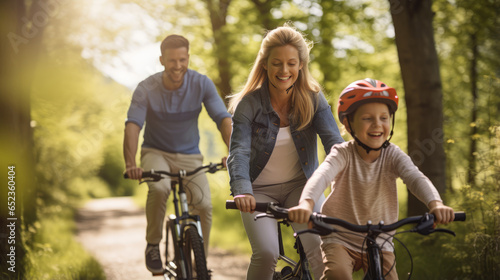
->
[126,70,231,154]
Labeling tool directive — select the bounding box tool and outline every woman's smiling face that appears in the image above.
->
[264,44,303,94]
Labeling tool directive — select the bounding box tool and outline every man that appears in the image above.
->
[123,34,231,274]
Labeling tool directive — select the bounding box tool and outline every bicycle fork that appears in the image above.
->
[364,234,384,280]
[175,179,204,239]
[170,184,206,279]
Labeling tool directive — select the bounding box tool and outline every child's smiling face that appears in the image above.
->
[345,102,392,151]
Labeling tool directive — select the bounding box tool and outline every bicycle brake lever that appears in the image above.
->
[413,213,436,235]
[207,163,220,173]
[139,173,163,184]
[254,213,274,221]
[294,228,323,237]
[432,228,456,237]
[139,179,157,184]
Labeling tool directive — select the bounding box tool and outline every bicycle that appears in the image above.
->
[125,162,225,280]
[307,211,465,279]
[248,202,465,280]
[226,200,313,280]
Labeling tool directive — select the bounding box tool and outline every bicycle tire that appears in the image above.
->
[183,226,209,280]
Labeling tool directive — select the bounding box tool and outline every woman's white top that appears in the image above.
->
[253,126,302,185]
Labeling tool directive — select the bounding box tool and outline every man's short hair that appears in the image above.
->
[160,35,189,54]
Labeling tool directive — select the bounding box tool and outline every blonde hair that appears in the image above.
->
[227,23,321,131]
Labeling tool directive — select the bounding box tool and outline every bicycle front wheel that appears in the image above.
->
[165,218,181,278]
[183,226,209,280]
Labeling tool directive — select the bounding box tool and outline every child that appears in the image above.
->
[288,78,455,280]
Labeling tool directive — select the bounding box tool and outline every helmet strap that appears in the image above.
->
[347,113,396,154]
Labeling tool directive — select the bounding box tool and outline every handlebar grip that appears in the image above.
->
[225,200,270,212]
[123,171,153,179]
[454,212,466,221]
[225,200,237,209]
[254,202,270,212]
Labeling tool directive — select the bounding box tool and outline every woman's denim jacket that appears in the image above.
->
[227,83,344,196]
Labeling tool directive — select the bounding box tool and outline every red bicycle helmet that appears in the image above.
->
[337,78,398,122]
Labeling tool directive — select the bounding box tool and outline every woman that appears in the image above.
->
[227,23,344,279]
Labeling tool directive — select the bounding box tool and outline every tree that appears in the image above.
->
[202,0,233,100]
[433,1,500,276]
[250,0,279,30]
[0,0,48,277]
[389,0,446,216]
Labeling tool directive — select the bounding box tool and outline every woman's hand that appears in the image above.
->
[288,199,314,224]
[428,200,455,225]
[234,194,256,213]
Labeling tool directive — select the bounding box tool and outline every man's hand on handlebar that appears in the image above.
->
[234,194,256,213]
[125,166,144,180]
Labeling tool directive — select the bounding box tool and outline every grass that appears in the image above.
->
[25,208,106,280]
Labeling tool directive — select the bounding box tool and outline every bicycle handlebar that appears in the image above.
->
[225,200,466,237]
[312,211,465,236]
[124,162,225,182]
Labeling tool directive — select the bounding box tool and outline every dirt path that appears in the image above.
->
[76,197,248,280]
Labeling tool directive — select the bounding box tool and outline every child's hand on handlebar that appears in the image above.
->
[288,199,314,224]
[428,200,455,225]
[234,194,256,213]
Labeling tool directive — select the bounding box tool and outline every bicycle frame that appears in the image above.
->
[225,201,313,280]
[276,219,312,280]
[125,162,224,280]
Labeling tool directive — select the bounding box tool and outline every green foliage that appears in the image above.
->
[98,143,137,196]
[31,53,135,208]
[450,129,500,279]
[20,0,499,277]
[25,47,131,276]
[432,0,500,277]
[209,172,252,254]
[25,208,106,280]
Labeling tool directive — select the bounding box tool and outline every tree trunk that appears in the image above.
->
[1,0,45,277]
[316,0,341,95]
[390,0,446,216]
[203,0,233,102]
[250,0,275,30]
[467,33,478,188]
